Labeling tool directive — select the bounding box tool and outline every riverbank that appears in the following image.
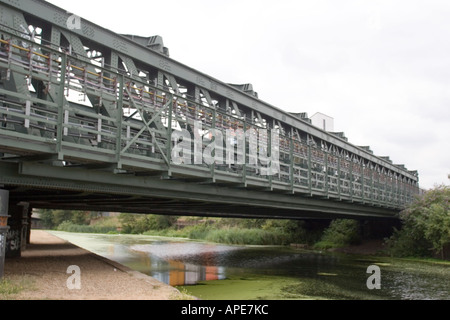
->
[332,239,386,255]
[2,230,193,300]
[5,230,449,300]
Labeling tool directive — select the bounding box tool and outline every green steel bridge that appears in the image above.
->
[0,0,419,257]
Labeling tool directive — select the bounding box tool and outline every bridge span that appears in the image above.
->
[0,1,419,259]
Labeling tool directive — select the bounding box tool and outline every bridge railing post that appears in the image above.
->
[115,74,124,168]
[56,53,67,158]
[166,94,173,174]
[289,131,294,193]
[307,142,312,195]
[324,150,329,196]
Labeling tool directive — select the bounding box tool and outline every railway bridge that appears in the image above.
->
[0,0,419,262]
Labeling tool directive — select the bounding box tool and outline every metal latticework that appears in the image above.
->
[0,0,419,219]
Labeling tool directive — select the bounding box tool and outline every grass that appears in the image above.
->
[313,240,341,250]
[57,220,118,234]
[204,227,290,245]
[170,287,197,300]
[55,219,295,247]
[0,276,34,299]
[141,224,293,246]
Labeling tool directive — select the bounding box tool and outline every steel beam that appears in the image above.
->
[0,0,419,181]
[0,0,419,220]
[0,162,398,218]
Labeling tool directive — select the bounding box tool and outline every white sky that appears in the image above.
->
[46,0,449,189]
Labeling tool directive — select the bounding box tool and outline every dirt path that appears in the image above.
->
[3,230,191,300]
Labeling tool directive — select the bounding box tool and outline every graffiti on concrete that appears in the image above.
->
[6,229,21,254]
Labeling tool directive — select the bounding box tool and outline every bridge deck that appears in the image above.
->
[0,0,419,219]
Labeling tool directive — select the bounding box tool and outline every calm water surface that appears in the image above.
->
[50,231,450,300]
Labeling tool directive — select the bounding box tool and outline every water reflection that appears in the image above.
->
[150,260,226,286]
[128,241,344,286]
[49,232,450,300]
[130,241,236,285]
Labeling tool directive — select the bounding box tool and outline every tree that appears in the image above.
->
[39,209,58,229]
[70,211,90,225]
[414,196,450,259]
[317,219,361,248]
[118,213,176,234]
[38,209,94,229]
[387,185,450,259]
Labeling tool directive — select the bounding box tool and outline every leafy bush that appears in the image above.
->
[314,219,361,249]
[145,215,176,230]
[262,219,322,245]
[386,185,450,259]
[187,222,211,240]
[38,209,101,229]
[118,213,176,234]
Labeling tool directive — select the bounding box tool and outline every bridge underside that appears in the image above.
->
[1,160,399,220]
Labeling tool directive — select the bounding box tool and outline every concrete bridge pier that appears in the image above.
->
[5,201,31,259]
[0,189,9,278]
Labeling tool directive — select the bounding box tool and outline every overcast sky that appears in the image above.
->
[46,0,449,189]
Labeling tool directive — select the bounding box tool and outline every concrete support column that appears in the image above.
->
[0,189,9,279]
[26,206,32,245]
[6,202,30,258]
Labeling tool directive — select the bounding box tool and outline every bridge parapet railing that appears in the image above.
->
[326,154,339,196]
[351,158,363,200]
[363,164,374,203]
[0,26,419,210]
[0,34,62,141]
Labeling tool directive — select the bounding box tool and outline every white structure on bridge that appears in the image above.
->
[310,112,334,132]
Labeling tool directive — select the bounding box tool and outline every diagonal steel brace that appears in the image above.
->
[121,86,171,165]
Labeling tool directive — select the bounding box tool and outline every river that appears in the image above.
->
[49,231,450,300]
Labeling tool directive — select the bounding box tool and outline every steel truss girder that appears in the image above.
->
[0,162,399,219]
[0,0,419,215]
[0,0,418,179]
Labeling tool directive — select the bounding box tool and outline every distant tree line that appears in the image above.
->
[37,185,450,260]
[39,209,102,229]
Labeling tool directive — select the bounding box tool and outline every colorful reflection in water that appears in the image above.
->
[129,242,237,285]
[49,232,450,300]
[151,260,226,286]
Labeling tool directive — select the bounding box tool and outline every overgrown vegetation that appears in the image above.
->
[37,207,371,248]
[127,216,317,246]
[120,214,176,234]
[34,185,450,260]
[57,220,117,234]
[314,219,361,249]
[386,185,450,259]
[39,209,329,246]
[40,209,103,230]
[40,209,119,234]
